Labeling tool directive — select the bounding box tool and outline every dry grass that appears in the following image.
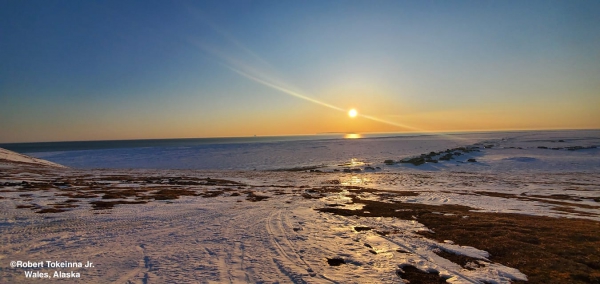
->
[197,190,225,198]
[57,192,99,199]
[48,203,79,209]
[245,191,270,202]
[319,195,600,284]
[90,200,148,210]
[147,188,198,200]
[8,175,251,213]
[101,189,145,199]
[433,248,483,270]
[16,204,37,209]
[474,191,600,214]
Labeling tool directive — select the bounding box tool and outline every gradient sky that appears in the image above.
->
[1,0,599,143]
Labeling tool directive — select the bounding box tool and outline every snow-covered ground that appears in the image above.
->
[1,130,599,283]
[0,148,66,169]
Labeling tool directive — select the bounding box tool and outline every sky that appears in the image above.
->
[1,0,599,143]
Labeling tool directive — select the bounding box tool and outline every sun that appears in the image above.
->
[348,108,358,118]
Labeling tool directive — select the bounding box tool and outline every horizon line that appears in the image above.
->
[1,127,599,145]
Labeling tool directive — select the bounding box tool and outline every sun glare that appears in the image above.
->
[344,133,362,139]
[348,108,358,118]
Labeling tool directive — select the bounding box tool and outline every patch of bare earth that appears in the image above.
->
[5,175,251,212]
[433,248,484,270]
[318,193,600,284]
[90,200,148,210]
[244,191,270,202]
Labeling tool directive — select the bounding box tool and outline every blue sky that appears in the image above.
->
[1,0,599,142]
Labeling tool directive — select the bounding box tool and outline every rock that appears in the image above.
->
[439,153,453,161]
[467,158,477,162]
[384,159,395,165]
[354,226,372,232]
[400,157,426,166]
[364,166,375,171]
[327,258,346,266]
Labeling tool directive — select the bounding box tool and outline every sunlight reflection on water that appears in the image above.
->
[344,133,362,139]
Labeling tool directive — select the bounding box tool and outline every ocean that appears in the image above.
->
[0,135,345,153]
[0,132,471,170]
[2,130,598,171]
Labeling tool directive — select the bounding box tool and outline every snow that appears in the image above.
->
[2,167,595,283]
[0,148,66,168]
[1,130,599,283]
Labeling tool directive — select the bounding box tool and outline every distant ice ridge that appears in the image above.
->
[25,130,600,172]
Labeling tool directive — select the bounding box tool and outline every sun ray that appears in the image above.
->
[188,17,469,140]
[226,66,345,112]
